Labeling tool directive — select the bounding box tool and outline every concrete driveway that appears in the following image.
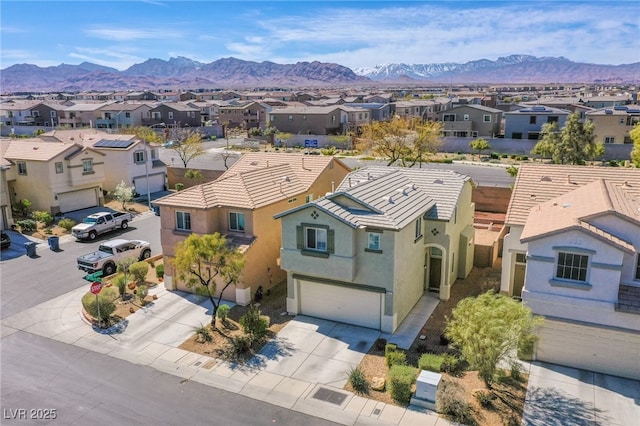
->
[523,361,640,426]
[248,316,381,388]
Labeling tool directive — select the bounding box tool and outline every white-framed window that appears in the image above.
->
[635,255,640,280]
[604,136,615,144]
[305,194,314,203]
[32,111,40,117]
[288,115,293,121]
[306,227,327,251]
[168,112,174,120]
[368,233,380,251]
[443,114,455,122]
[270,116,275,122]
[483,114,491,122]
[55,162,63,174]
[463,114,470,121]
[82,159,93,173]
[229,212,245,232]
[17,161,27,175]
[133,151,145,163]
[176,211,191,230]
[50,110,57,117]
[415,217,423,240]
[556,252,588,282]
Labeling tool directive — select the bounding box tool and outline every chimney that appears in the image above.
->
[348,177,352,187]
[331,181,335,192]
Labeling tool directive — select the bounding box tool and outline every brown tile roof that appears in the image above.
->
[155,153,347,210]
[520,179,638,252]
[3,139,85,161]
[40,129,135,147]
[506,164,640,226]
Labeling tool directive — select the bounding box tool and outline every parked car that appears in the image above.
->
[1,232,10,249]
[72,211,135,240]
[77,238,152,276]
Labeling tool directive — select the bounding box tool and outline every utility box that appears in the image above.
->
[410,370,441,411]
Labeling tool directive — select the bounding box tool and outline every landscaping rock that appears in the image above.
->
[371,377,385,391]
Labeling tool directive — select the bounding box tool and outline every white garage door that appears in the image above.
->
[58,188,98,213]
[537,319,640,380]
[134,173,165,196]
[299,280,382,329]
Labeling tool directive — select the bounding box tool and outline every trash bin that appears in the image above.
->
[152,205,160,216]
[24,241,37,257]
[48,236,60,251]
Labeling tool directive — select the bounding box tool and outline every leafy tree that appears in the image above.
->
[113,180,135,210]
[469,138,491,159]
[505,165,519,177]
[173,233,245,328]
[553,113,596,165]
[121,126,164,145]
[357,117,413,166]
[531,122,558,161]
[411,120,443,167]
[630,123,640,167]
[185,169,203,183]
[164,127,205,167]
[445,290,543,388]
[328,133,353,150]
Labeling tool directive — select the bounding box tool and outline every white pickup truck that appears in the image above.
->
[72,211,134,240]
[77,238,152,276]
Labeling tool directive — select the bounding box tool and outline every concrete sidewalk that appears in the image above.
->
[0,283,450,426]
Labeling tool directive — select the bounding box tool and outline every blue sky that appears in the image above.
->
[1,1,638,71]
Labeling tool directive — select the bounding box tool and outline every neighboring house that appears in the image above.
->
[218,101,270,129]
[585,105,640,144]
[40,129,166,195]
[146,102,200,127]
[28,102,67,127]
[2,139,106,214]
[579,95,633,109]
[96,102,153,129]
[0,100,42,126]
[343,103,392,122]
[0,143,15,229]
[503,105,570,139]
[275,166,475,333]
[154,152,351,305]
[268,106,345,135]
[437,104,503,138]
[500,164,640,380]
[58,102,111,128]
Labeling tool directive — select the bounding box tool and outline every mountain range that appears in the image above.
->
[1,55,638,93]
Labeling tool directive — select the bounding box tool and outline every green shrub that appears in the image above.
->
[440,354,464,376]
[501,153,508,158]
[32,210,54,226]
[137,284,148,306]
[348,366,370,395]
[418,352,444,372]
[230,335,253,355]
[386,350,407,367]
[387,365,417,405]
[437,379,476,425]
[175,183,184,191]
[155,264,164,278]
[521,155,528,161]
[490,152,500,159]
[609,160,619,167]
[113,273,127,300]
[239,305,269,341]
[58,218,76,231]
[385,343,397,355]
[193,323,212,343]
[81,287,118,324]
[510,362,523,382]
[17,199,32,216]
[129,261,149,284]
[16,219,36,232]
[216,304,230,322]
[320,146,336,156]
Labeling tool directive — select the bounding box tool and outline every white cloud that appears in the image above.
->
[85,27,183,41]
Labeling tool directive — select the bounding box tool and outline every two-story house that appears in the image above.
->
[500,164,640,379]
[147,103,200,128]
[154,152,351,305]
[2,139,106,214]
[275,167,475,333]
[58,102,111,128]
[503,105,570,139]
[585,105,640,144]
[438,104,503,138]
[218,101,269,130]
[96,102,153,129]
[268,106,346,135]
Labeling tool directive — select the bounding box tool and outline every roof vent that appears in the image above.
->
[622,181,631,188]
[605,109,613,114]
[412,183,418,190]
[561,203,572,208]
[250,161,259,166]
[540,176,552,182]
[433,179,444,184]
[382,195,394,204]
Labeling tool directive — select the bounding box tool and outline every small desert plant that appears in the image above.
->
[32,210,54,226]
[155,264,164,279]
[16,219,36,232]
[239,305,269,341]
[137,284,148,306]
[416,342,428,354]
[475,390,494,408]
[437,379,476,425]
[374,338,387,351]
[418,352,444,372]
[348,366,370,395]
[230,335,253,355]
[440,354,464,376]
[386,350,407,367]
[387,365,417,405]
[58,218,76,231]
[216,304,230,323]
[129,261,149,284]
[113,273,127,300]
[17,199,32,216]
[193,323,212,343]
[175,183,184,191]
[385,343,397,355]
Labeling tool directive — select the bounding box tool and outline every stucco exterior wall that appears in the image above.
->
[500,225,527,295]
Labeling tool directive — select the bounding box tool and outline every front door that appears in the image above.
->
[513,253,527,298]
[425,247,443,293]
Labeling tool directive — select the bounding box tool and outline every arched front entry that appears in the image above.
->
[424,245,446,295]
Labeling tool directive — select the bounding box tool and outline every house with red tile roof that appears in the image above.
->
[153,152,351,305]
[501,164,640,379]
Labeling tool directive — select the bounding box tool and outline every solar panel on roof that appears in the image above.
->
[93,139,135,148]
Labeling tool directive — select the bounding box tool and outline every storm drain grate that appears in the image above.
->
[312,387,347,405]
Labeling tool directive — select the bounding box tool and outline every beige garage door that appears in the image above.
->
[58,188,98,213]
[537,319,640,380]
[134,173,165,196]
[299,280,382,330]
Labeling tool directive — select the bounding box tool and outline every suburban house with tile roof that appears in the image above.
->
[585,104,640,144]
[503,105,570,139]
[274,166,475,333]
[1,138,106,214]
[501,164,640,379]
[154,152,351,305]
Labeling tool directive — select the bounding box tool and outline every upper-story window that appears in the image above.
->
[483,115,491,122]
[133,151,145,164]
[463,114,470,121]
[306,227,327,251]
[55,162,63,174]
[229,212,245,232]
[556,252,588,282]
[635,255,640,280]
[176,211,191,231]
[17,161,27,175]
[529,116,537,124]
[50,110,57,117]
[415,217,423,241]
[547,116,559,123]
[82,159,93,174]
[168,112,174,120]
[368,232,381,251]
[443,114,455,122]
[604,137,615,144]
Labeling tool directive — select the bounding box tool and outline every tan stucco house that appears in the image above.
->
[154,152,351,305]
[275,166,475,333]
[501,164,640,379]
